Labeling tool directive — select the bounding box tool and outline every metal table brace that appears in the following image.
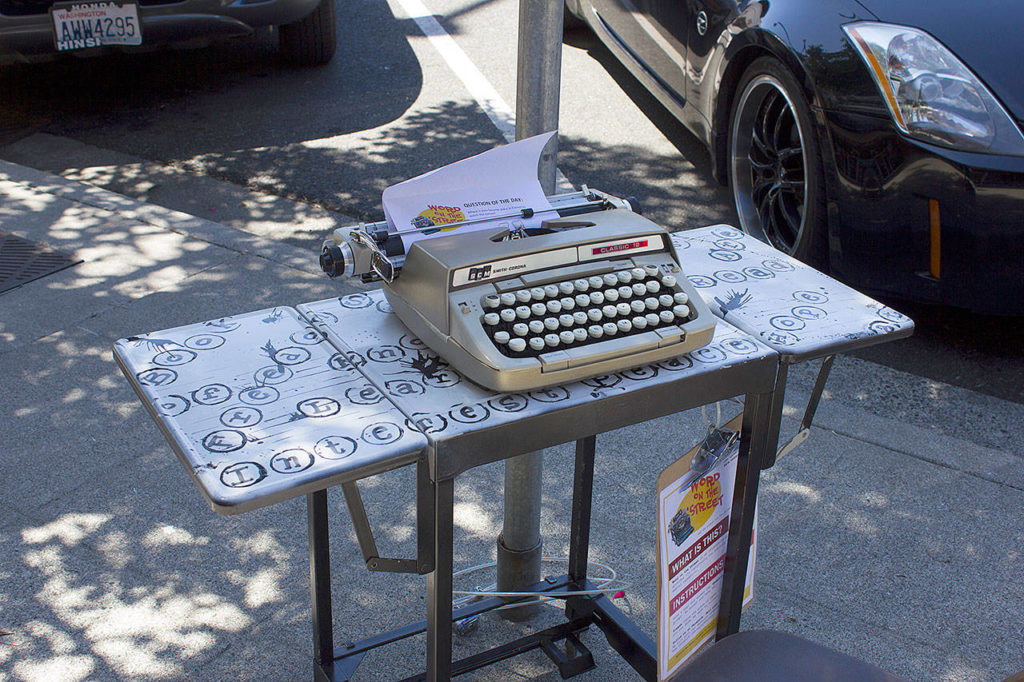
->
[764,355,836,468]
[307,391,774,681]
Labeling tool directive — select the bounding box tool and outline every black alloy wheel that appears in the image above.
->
[729,56,826,265]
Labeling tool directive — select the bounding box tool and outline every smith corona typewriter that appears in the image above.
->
[320,189,715,392]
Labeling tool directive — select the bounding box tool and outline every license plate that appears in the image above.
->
[51,2,141,52]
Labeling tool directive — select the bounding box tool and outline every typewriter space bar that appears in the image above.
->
[540,329,682,372]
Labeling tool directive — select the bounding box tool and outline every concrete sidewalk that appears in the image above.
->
[0,159,1021,681]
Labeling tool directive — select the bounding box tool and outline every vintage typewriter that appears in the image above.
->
[320,188,715,392]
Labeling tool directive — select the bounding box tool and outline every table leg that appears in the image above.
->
[308,490,335,680]
[568,436,596,584]
[715,391,772,640]
[426,478,455,681]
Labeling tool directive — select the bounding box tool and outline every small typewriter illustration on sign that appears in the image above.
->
[320,189,715,392]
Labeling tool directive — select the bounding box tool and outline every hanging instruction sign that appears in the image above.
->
[656,414,756,680]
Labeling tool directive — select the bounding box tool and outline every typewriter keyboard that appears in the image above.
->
[480,265,693,357]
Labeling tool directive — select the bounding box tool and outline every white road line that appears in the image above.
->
[393,0,517,143]
[393,0,573,191]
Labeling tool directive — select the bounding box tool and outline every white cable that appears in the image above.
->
[701,401,722,432]
[450,557,630,609]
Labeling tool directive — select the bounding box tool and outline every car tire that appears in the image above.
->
[279,0,337,66]
[729,56,827,267]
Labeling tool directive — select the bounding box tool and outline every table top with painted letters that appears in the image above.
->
[114,224,912,514]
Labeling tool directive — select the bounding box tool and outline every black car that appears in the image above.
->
[566,0,1024,314]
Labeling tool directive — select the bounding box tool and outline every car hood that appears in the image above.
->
[854,0,1024,120]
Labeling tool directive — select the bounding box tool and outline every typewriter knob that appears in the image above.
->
[319,245,347,278]
[626,196,643,215]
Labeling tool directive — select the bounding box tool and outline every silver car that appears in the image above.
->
[0,0,336,65]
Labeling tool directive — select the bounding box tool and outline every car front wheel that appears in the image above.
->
[279,0,337,66]
[729,56,827,266]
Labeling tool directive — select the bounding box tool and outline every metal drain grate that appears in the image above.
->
[0,231,81,295]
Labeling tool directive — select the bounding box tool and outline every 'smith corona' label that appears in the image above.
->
[451,234,665,287]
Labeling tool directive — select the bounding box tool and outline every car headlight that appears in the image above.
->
[844,22,1024,156]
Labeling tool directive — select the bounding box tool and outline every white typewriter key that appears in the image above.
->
[500,309,516,322]
[589,291,605,305]
[646,280,661,293]
[544,317,560,331]
[500,292,516,306]
[516,306,531,319]
[631,267,646,279]
[616,302,632,317]
[513,323,529,336]
[588,325,604,339]
[645,297,660,310]
[632,316,648,329]
[544,284,559,298]
[528,337,545,351]
[494,331,511,344]
[661,275,677,287]
[483,294,501,309]
[573,311,589,325]
[530,287,546,301]
[508,338,527,352]
[630,299,647,314]
[659,294,674,308]
[644,264,660,276]
[632,282,648,296]
[602,322,618,336]
[674,292,689,305]
[659,310,675,324]
[602,304,617,318]
[573,327,588,342]
[587,308,604,322]
[531,302,547,316]
[645,313,661,327]
[603,273,618,287]
[674,304,691,318]
[529,320,545,334]
[516,289,532,303]
[546,300,562,314]
[617,319,632,333]
[560,297,575,310]
[574,278,589,292]
[483,312,500,326]
[588,275,604,289]
[559,330,576,345]
[604,288,619,302]
[618,285,633,299]
[617,270,633,284]
[559,314,575,328]
[575,293,591,307]
[559,281,574,295]
[544,333,560,347]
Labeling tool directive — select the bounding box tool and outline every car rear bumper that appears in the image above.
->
[0,0,319,62]
[820,109,1024,315]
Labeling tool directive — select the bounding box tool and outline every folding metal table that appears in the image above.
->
[114,224,913,682]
